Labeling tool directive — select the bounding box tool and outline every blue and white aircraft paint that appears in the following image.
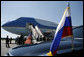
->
[2,17,58,36]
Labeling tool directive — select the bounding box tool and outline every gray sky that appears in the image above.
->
[1,1,83,38]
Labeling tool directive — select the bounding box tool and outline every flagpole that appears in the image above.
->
[67,1,74,51]
[72,36,74,51]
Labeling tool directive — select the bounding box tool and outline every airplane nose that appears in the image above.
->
[2,21,13,28]
[2,23,7,27]
[2,22,10,27]
[2,23,8,32]
[2,21,14,27]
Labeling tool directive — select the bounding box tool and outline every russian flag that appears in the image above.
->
[47,3,73,56]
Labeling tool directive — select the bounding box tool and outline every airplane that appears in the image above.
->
[3,2,83,56]
[2,17,58,36]
[2,17,76,39]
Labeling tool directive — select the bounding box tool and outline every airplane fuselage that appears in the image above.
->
[2,17,58,36]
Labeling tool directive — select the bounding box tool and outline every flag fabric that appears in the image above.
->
[47,3,73,56]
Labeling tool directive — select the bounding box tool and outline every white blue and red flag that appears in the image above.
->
[47,2,73,56]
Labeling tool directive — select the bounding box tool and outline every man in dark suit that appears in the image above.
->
[6,35,10,48]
